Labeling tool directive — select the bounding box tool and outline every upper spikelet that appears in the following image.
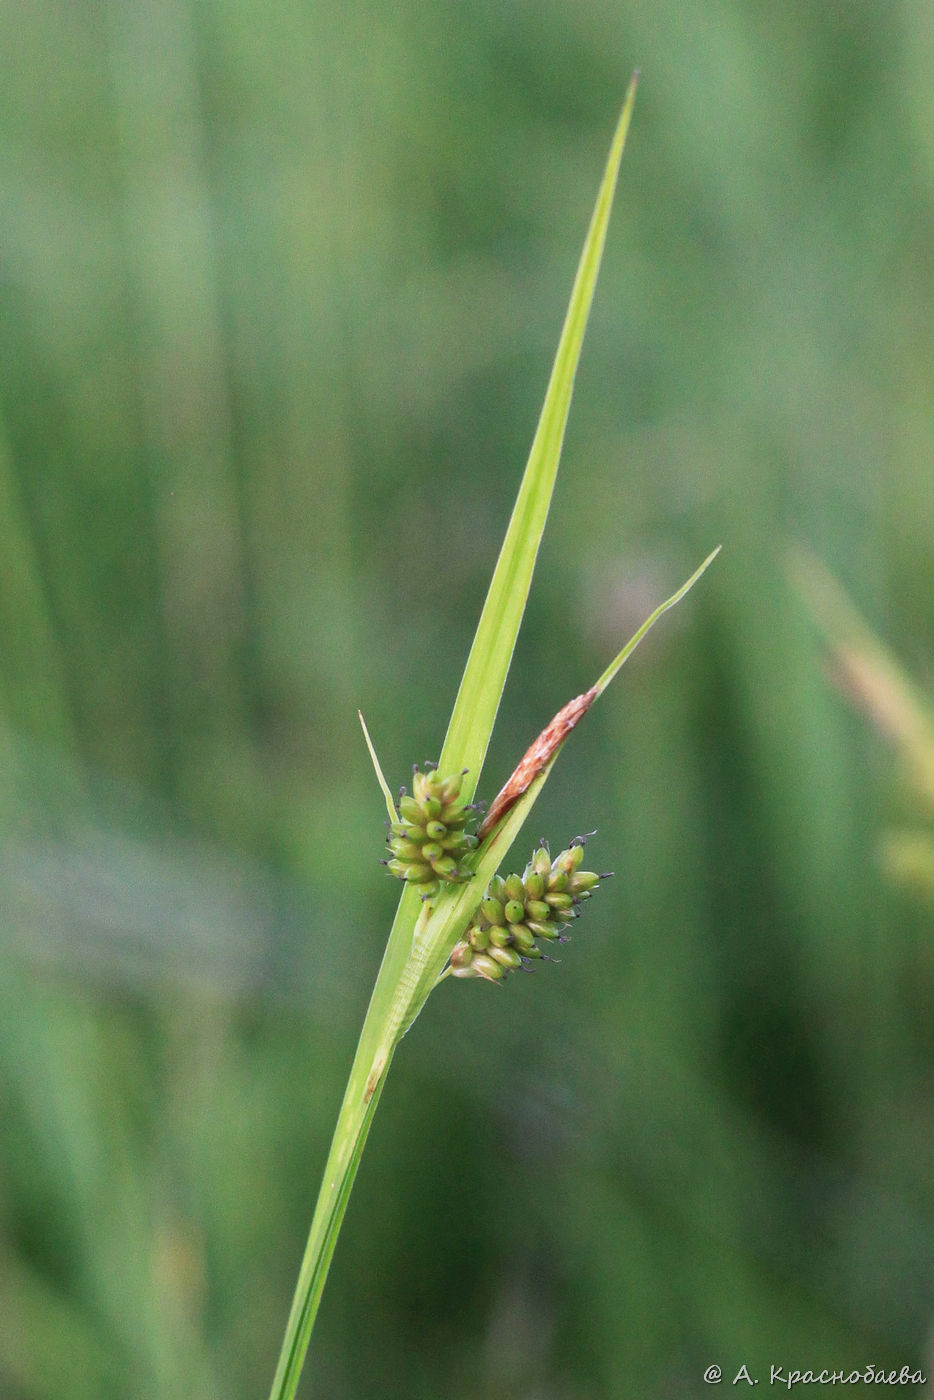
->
[383,767,479,897]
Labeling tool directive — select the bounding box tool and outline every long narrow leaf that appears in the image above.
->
[439,74,639,794]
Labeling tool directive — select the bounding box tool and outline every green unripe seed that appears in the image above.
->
[488,924,512,948]
[554,845,584,875]
[411,773,432,803]
[444,832,476,851]
[390,840,423,862]
[468,924,490,951]
[424,819,446,840]
[423,797,442,820]
[570,870,599,892]
[546,891,574,911]
[504,898,525,925]
[471,954,505,982]
[421,842,443,861]
[505,874,525,902]
[510,924,537,954]
[524,872,545,899]
[525,899,551,921]
[547,871,568,893]
[481,898,505,925]
[489,945,522,970]
[488,875,507,903]
[532,847,551,877]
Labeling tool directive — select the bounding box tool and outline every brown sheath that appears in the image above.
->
[477,686,598,840]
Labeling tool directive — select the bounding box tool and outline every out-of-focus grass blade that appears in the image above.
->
[791,547,934,903]
[0,1256,117,1399]
[0,416,77,754]
[790,546,934,810]
[439,73,639,794]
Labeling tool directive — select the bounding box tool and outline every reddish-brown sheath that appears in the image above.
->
[477,686,598,841]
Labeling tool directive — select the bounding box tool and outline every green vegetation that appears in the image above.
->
[2,3,934,1398]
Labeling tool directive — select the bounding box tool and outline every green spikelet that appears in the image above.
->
[449,836,608,982]
[384,766,479,898]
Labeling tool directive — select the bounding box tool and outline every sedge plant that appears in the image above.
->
[269,74,719,1399]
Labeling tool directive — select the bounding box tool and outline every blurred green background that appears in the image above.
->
[2,1,934,1396]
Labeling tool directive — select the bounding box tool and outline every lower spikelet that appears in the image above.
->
[383,766,479,897]
[449,835,608,981]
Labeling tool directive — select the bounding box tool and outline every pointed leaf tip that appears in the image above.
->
[436,78,639,794]
[359,711,399,824]
[593,546,721,698]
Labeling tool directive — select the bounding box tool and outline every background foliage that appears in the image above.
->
[2,2,934,1396]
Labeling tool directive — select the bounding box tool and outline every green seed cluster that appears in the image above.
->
[384,767,478,898]
[449,838,606,982]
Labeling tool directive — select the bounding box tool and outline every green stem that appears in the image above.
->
[267,899,444,1400]
[266,1072,387,1400]
[266,986,394,1400]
